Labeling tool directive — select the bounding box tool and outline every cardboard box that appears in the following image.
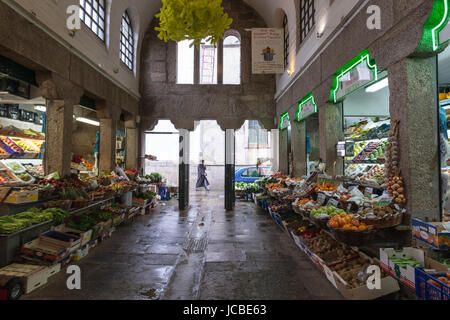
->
[72,245,89,261]
[0,264,48,294]
[53,225,93,247]
[412,218,450,250]
[4,189,38,204]
[379,247,425,290]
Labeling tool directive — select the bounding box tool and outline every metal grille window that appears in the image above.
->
[283,14,289,69]
[299,0,315,45]
[248,120,269,148]
[120,11,134,70]
[79,0,106,41]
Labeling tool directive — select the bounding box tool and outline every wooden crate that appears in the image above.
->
[40,231,81,254]
[0,264,48,294]
[22,237,71,263]
[47,263,61,278]
[53,225,93,247]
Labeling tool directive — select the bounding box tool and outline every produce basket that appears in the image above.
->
[359,213,403,229]
[235,190,245,197]
[42,200,72,211]
[311,216,330,230]
[415,268,450,300]
[327,223,377,246]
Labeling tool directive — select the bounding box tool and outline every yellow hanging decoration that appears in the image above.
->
[155,0,233,48]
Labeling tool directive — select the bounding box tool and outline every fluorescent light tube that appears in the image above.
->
[365,78,389,93]
[34,105,47,112]
[76,117,100,127]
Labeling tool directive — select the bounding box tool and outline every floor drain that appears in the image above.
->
[183,236,208,253]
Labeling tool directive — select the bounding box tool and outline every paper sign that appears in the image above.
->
[317,193,327,205]
[324,265,338,288]
[328,198,339,207]
[252,28,284,74]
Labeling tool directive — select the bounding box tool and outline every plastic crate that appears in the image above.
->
[415,268,450,300]
[158,187,167,200]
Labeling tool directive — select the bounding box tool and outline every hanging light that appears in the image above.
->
[365,77,389,93]
[34,105,47,112]
[76,117,100,127]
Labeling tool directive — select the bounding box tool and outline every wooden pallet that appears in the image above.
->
[0,264,48,294]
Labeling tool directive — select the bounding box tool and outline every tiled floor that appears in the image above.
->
[23,190,343,300]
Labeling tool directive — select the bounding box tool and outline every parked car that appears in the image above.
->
[235,166,270,183]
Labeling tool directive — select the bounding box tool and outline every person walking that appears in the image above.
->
[196,160,210,191]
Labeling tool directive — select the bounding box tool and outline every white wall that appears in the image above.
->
[343,85,390,117]
[9,0,161,98]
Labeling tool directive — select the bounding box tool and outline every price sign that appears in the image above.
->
[317,193,327,205]
[364,187,373,197]
[324,265,338,289]
[328,198,339,207]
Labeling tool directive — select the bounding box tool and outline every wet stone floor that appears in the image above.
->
[24,190,343,300]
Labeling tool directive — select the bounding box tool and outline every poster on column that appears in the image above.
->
[252,28,284,74]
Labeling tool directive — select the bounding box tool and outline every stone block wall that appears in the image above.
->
[140,0,277,132]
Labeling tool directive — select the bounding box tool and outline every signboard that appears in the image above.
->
[252,28,284,74]
[337,141,346,157]
[279,112,290,130]
[330,49,378,103]
[417,0,450,53]
[296,93,318,121]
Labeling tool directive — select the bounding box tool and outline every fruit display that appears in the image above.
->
[315,182,338,192]
[23,163,45,179]
[311,206,345,219]
[11,138,40,153]
[345,119,390,141]
[329,213,373,231]
[16,172,33,182]
[0,207,69,234]
[6,161,25,173]
[352,141,386,163]
[307,235,359,263]
[426,274,450,288]
[0,136,24,154]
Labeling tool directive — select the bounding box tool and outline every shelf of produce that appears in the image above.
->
[0,196,59,216]
[344,136,389,142]
[69,198,115,217]
[345,160,385,164]
[0,219,56,268]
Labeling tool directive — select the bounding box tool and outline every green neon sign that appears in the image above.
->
[296,93,317,121]
[417,0,450,53]
[280,112,290,130]
[330,49,378,103]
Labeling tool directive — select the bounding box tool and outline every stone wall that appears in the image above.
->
[139,0,277,132]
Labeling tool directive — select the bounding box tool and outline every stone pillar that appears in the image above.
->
[36,72,83,177]
[388,57,440,221]
[271,129,279,173]
[99,118,117,173]
[290,119,307,177]
[217,40,224,84]
[306,116,320,161]
[319,102,344,176]
[225,129,235,211]
[279,129,288,174]
[179,129,190,211]
[125,118,138,169]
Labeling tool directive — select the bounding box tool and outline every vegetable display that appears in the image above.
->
[0,207,69,234]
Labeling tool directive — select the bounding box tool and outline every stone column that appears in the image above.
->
[99,118,117,173]
[290,119,307,177]
[125,117,138,170]
[279,129,288,174]
[36,72,83,177]
[225,129,235,211]
[217,40,224,84]
[319,102,344,176]
[388,57,440,221]
[179,129,190,211]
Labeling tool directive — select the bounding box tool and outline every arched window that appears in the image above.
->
[223,35,241,85]
[200,38,218,84]
[120,10,134,70]
[283,14,289,69]
[177,40,195,84]
[79,0,106,41]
